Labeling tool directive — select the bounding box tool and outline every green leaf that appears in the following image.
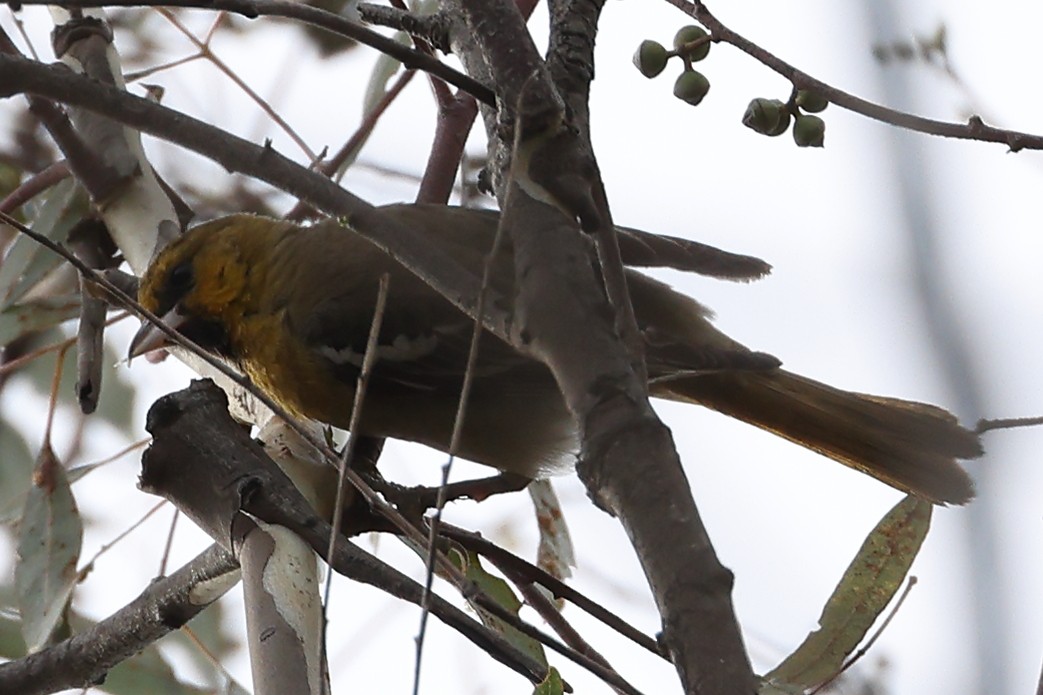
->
[0,295,80,348]
[362,37,407,115]
[97,645,214,695]
[0,424,34,524]
[763,496,931,690]
[533,666,565,695]
[451,548,549,670]
[0,178,82,310]
[15,445,84,652]
[0,609,28,658]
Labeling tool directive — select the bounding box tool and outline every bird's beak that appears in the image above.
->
[128,309,185,362]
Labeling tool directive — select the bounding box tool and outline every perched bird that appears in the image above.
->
[130,204,980,504]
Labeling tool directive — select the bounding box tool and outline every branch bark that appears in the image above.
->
[2,5,761,691]
[0,544,240,695]
[448,1,756,692]
[0,53,514,341]
[139,379,551,687]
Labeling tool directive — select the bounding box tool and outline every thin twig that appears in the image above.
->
[442,524,666,658]
[159,508,180,577]
[180,624,251,693]
[71,437,150,476]
[0,161,72,213]
[413,183,511,695]
[79,500,168,576]
[156,7,320,163]
[976,416,1043,434]
[809,576,919,694]
[44,342,73,447]
[323,273,390,607]
[123,52,204,82]
[17,0,496,106]
[0,312,130,378]
[512,579,619,680]
[330,69,416,183]
[285,69,416,221]
[663,0,1043,151]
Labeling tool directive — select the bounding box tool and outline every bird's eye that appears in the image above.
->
[168,261,194,293]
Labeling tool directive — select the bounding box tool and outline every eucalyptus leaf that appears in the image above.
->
[0,424,34,524]
[0,610,27,659]
[533,666,565,695]
[97,645,214,695]
[529,480,574,585]
[15,446,84,653]
[763,496,931,691]
[0,178,83,310]
[450,547,548,670]
[0,295,80,348]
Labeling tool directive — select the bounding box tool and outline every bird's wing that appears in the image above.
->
[278,220,525,393]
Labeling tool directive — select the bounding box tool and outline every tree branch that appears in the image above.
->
[668,0,1043,151]
[0,544,240,695]
[452,2,756,692]
[141,379,655,692]
[16,0,495,106]
[0,53,514,340]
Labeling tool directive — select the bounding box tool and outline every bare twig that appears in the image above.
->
[16,0,495,105]
[809,577,919,694]
[442,524,666,658]
[323,274,390,605]
[413,178,511,695]
[976,416,1043,434]
[156,7,320,163]
[285,69,417,221]
[79,500,168,576]
[0,161,72,213]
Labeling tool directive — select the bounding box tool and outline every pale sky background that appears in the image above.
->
[2,1,1043,694]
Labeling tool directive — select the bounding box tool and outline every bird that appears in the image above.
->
[130,204,981,504]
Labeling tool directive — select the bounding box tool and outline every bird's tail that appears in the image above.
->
[653,369,981,504]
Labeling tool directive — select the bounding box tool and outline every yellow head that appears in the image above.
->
[132,214,293,359]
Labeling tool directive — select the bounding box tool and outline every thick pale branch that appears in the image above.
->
[140,379,653,689]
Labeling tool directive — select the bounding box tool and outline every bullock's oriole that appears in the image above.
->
[130,204,980,504]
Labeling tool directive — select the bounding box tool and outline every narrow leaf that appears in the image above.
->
[0,611,27,658]
[0,425,34,523]
[451,548,549,670]
[0,178,81,309]
[98,645,214,695]
[529,480,575,585]
[15,445,83,652]
[764,496,931,690]
[0,294,81,347]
